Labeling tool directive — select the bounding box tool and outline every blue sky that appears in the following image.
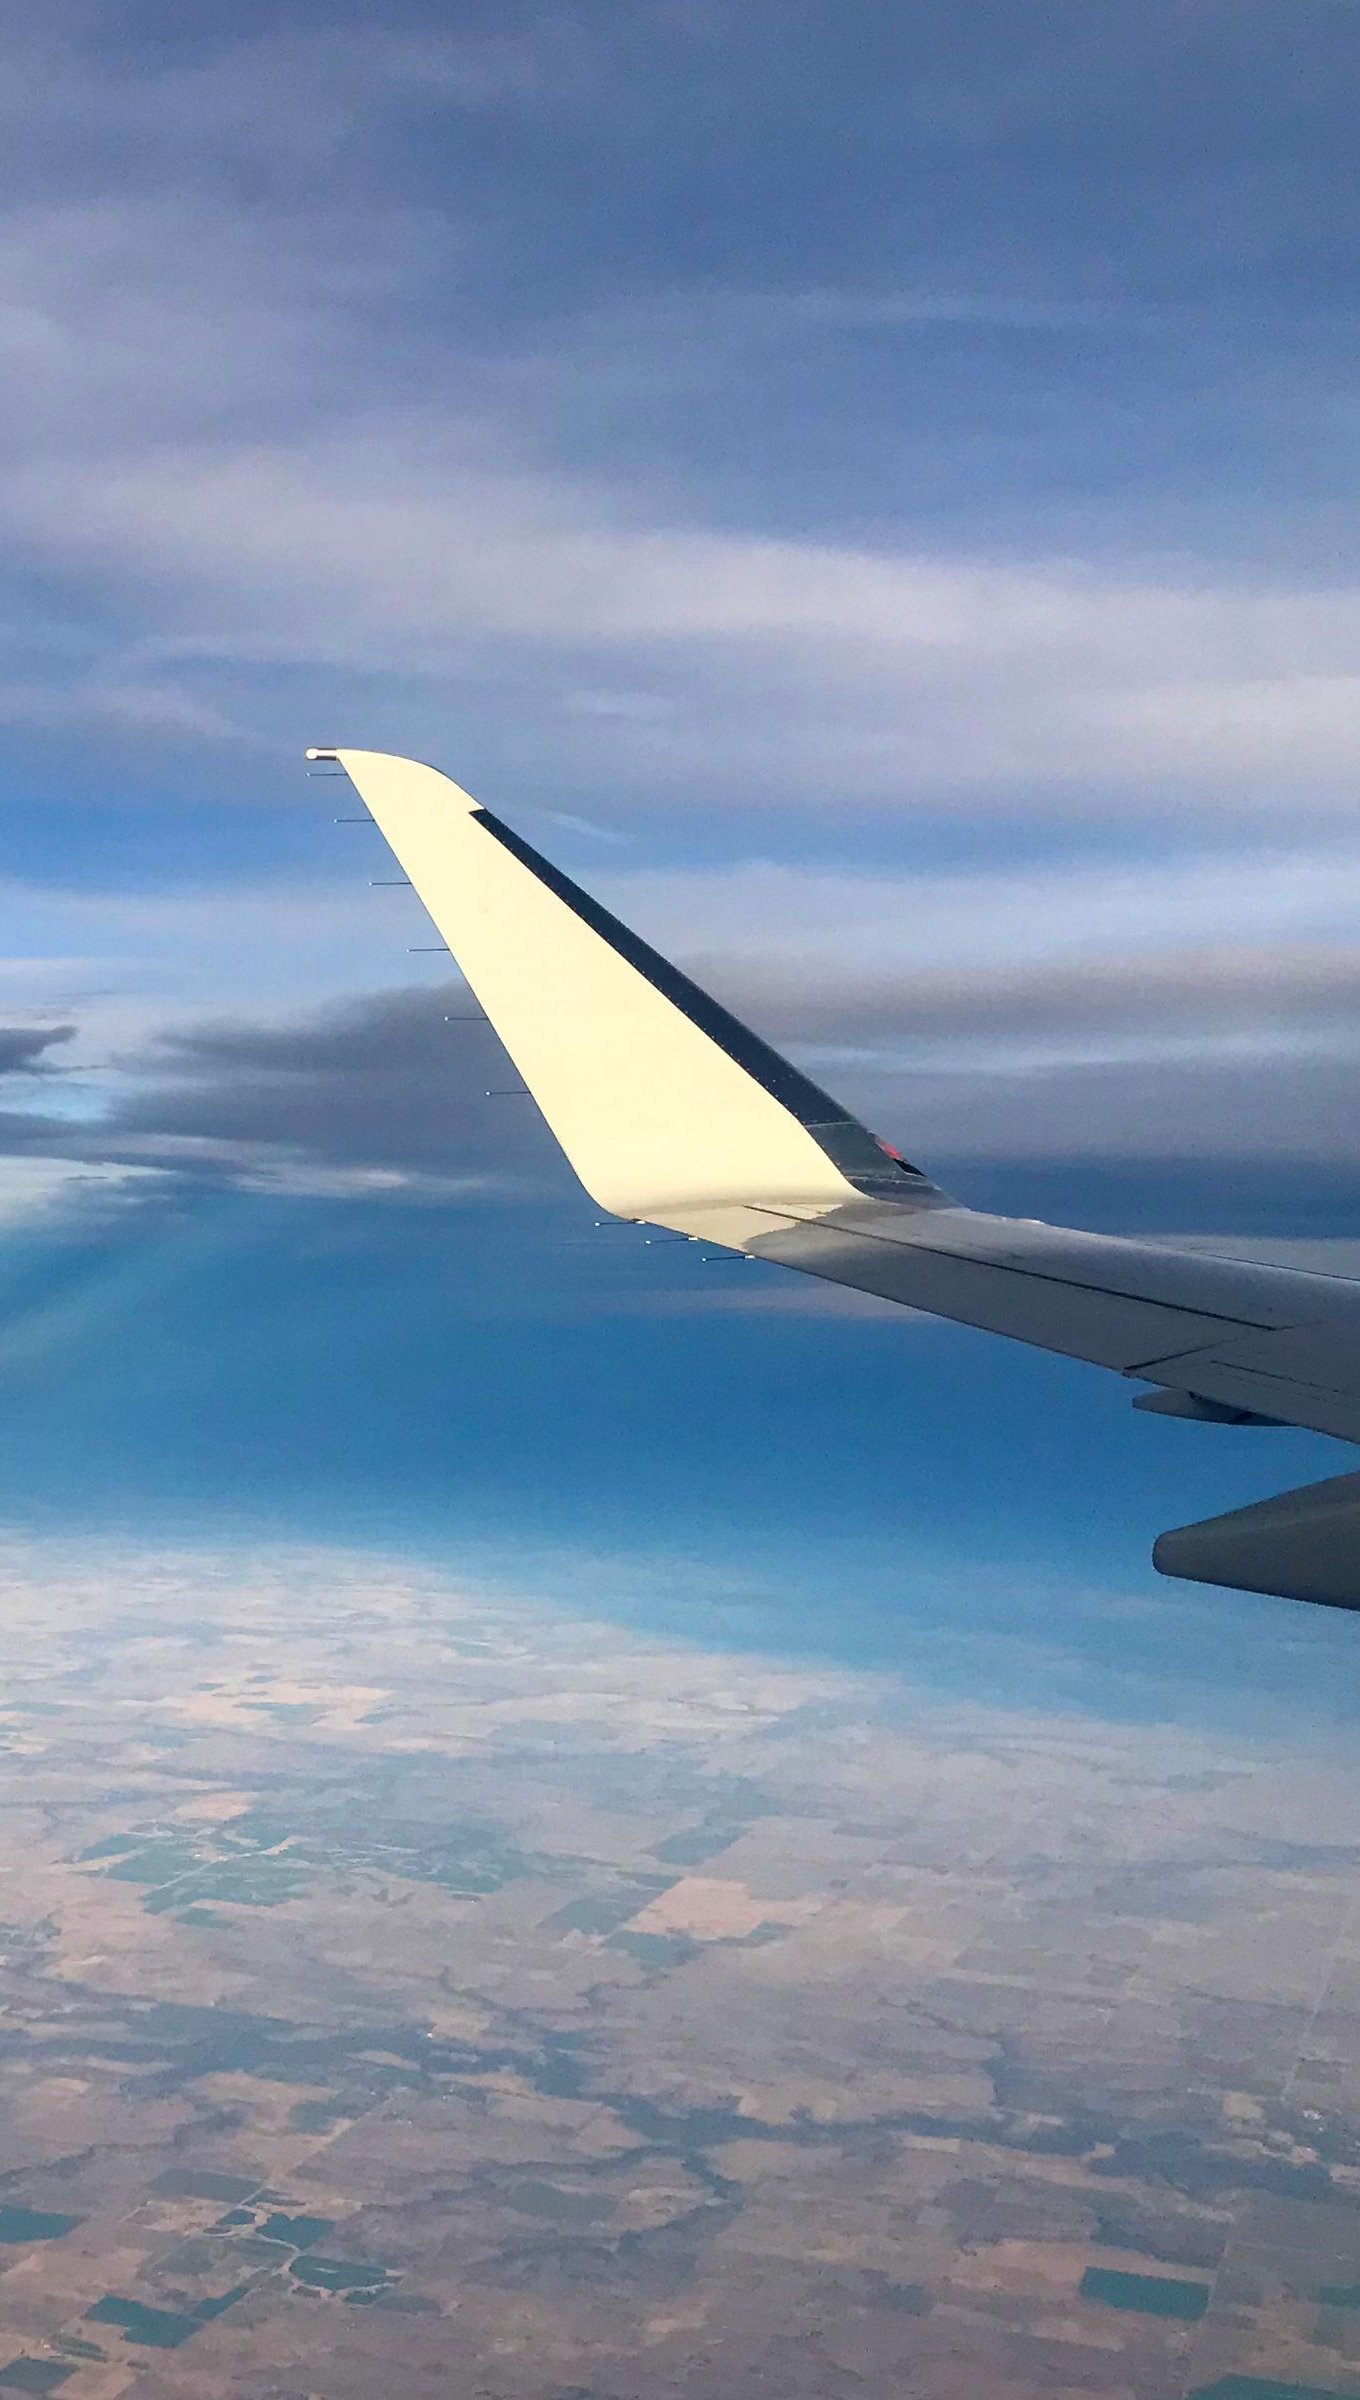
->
[3,2,1360,1702]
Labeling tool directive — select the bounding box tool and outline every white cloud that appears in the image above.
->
[599,842,1360,978]
[0,1154,158,1228]
[0,867,423,1025]
[9,415,1360,802]
[8,830,1360,1062]
[0,28,1359,807]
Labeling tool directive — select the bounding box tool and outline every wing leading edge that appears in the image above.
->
[315,747,1360,1612]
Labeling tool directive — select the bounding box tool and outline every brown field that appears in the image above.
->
[0,1532,1357,2397]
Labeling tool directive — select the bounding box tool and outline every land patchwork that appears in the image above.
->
[0,1532,1358,2396]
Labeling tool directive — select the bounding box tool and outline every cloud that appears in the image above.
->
[5,806,1360,1223]
[703,945,1360,1058]
[0,1023,75,1075]
[11,821,1360,1030]
[863,1047,1360,1172]
[2,18,1360,805]
[0,17,589,193]
[0,984,565,1208]
[115,986,550,1186]
[10,415,1360,802]
[4,9,1360,1217]
[7,897,1360,1233]
[0,867,430,1042]
[0,1154,154,1228]
[600,841,1360,984]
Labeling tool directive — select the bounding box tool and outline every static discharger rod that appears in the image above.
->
[370,878,412,887]
[485,1087,530,1098]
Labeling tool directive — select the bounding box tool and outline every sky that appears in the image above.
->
[3,0,1360,1705]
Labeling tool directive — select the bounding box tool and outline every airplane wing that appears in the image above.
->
[312,746,1360,1613]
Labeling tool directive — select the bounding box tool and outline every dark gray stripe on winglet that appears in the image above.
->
[472,805,932,1195]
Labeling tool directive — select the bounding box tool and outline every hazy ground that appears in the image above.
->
[0,1532,1356,2398]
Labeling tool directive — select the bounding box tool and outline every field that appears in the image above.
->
[0,1534,1358,2397]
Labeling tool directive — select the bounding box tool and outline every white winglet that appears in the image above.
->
[329,749,932,1241]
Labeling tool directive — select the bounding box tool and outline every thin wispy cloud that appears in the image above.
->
[2,9,1359,807]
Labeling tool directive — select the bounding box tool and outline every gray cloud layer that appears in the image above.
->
[0,1024,75,1075]
[5,932,1360,1222]
[705,945,1360,1050]
[0,987,561,1203]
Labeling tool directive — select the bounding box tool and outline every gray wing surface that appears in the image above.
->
[313,747,1360,1612]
